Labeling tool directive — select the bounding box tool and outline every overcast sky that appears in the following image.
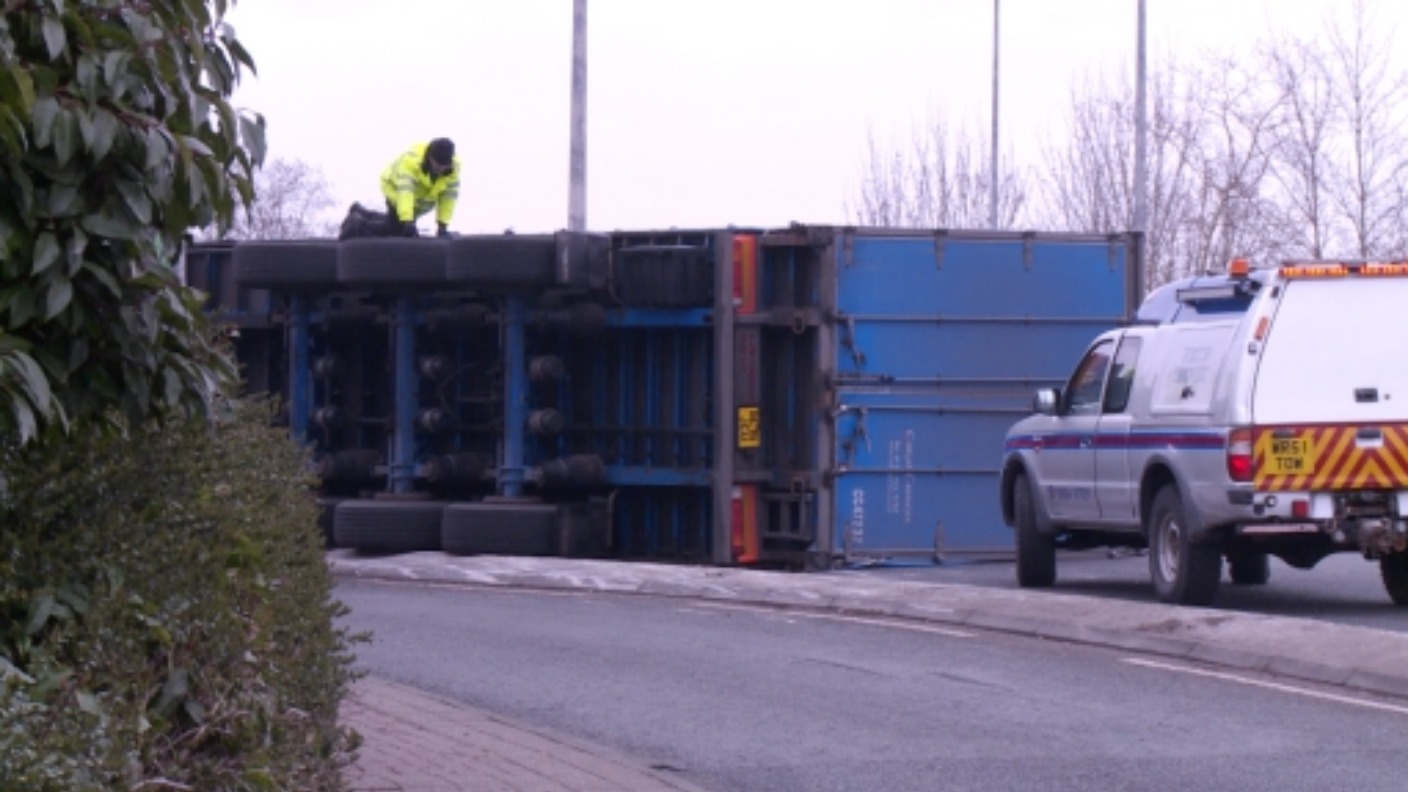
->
[226,1,1398,234]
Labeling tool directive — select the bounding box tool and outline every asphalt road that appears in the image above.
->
[844,549,1407,633]
[339,579,1408,792]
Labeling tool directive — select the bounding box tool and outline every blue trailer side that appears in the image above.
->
[810,230,1139,562]
[185,227,1139,568]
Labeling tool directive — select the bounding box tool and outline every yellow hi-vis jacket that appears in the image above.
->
[380,142,461,225]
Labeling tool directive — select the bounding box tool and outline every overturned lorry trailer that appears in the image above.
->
[186,226,1140,568]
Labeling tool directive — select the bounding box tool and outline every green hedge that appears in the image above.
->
[0,400,358,791]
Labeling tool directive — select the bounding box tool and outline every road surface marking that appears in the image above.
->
[1123,657,1408,716]
[688,602,974,638]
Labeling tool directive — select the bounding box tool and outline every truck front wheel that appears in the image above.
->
[1148,485,1221,606]
[1013,473,1056,588]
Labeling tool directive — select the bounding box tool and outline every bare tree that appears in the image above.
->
[1321,0,1408,257]
[845,1,1408,289]
[225,158,340,240]
[849,116,1026,229]
[1174,55,1285,275]
[1261,36,1338,259]
[1037,70,1201,287]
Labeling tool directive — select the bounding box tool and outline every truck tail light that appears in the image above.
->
[730,485,759,564]
[732,235,758,315]
[1227,428,1254,482]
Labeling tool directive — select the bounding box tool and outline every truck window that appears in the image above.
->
[1103,337,1142,414]
[1065,340,1114,415]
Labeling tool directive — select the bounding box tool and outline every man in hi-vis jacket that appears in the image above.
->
[340,137,460,239]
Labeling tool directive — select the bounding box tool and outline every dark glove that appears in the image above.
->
[436,223,451,239]
[399,219,419,237]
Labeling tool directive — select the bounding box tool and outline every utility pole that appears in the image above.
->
[1133,0,1148,235]
[568,0,588,232]
[989,0,1000,229]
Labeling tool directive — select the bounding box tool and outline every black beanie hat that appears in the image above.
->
[427,138,455,166]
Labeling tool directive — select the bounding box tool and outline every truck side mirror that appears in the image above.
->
[1033,388,1061,415]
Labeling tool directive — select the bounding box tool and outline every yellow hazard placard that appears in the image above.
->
[737,406,761,449]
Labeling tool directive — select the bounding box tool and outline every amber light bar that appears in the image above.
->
[1280,263,1349,278]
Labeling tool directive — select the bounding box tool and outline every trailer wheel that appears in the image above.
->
[612,245,713,307]
[333,500,443,553]
[1381,551,1408,606]
[233,241,339,288]
[441,501,560,556]
[444,236,557,287]
[1148,485,1221,606]
[1012,473,1056,587]
[337,238,448,288]
[316,497,345,549]
[1228,551,1270,585]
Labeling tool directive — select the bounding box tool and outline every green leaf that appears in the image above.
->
[151,668,189,719]
[75,54,98,102]
[81,262,121,297]
[31,96,58,148]
[47,182,79,216]
[3,288,38,329]
[65,227,87,275]
[45,277,73,320]
[26,592,56,635]
[81,211,139,240]
[41,16,66,61]
[117,180,152,224]
[77,691,100,715]
[52,108,77,165]
[102,50,128,91]
[238,112,266,165]
[90,106,118,160]
[1,65,35,115]
[32,231,59,274]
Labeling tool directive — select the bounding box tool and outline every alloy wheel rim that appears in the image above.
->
[1158,513,1182,582]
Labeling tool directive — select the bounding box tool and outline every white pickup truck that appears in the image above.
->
[1000,258,1408,606]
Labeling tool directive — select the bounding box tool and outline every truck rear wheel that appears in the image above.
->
[1228,551,1270,585]
[1013,473,1056,587]
[333,500,443,553]
[441,501,561,556]
[233,241,339,288]
[1381,551,1408,606]
[1148,485,1221,606]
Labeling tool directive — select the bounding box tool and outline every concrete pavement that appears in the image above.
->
[332,550,1408,791]
[343,675,708,792]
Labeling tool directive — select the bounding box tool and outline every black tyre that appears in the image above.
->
[612,245,713,307]
[1228,551,1271,585]
[1012,473,1056,587]
[441,501,560,556]
[316,496,345,549]
[332,499,443,553]
[337,238,448,288]
[1148,485,1221,606]
[233,241,339,288]
[1381,551,1408,606]
[445,235,556,287]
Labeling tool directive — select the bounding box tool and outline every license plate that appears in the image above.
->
[737,406,761,449]
[1266,436,1316,475]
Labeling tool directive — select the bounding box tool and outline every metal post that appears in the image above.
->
[390,296,419,494]
[501,296,528,498]
[1133,0,1148,234]
[568,0,588,232]
[711,232,736,565]
[989,0,1000,229]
